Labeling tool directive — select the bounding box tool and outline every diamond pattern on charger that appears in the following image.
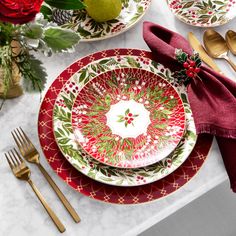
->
[173,183,179,189]
[89,191,96,198]
[66,177,72,183]
[77,185,83,191]
[48,156,55,163]
[39,133,46,139]
[161,189,167,196]
[132,197,139,204]
[118,197,125,204]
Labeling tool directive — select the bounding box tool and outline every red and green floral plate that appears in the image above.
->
[62,0,151,41]
[71,68,186,168]
[39,49,213,204]
[53,49,197,187]
[167,0,236,27]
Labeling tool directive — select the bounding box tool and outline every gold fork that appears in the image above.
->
[5,149,66,233]
[12,127,80,223]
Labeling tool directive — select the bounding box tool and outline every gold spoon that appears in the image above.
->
[226,30,236,56]
[203,29,236,72]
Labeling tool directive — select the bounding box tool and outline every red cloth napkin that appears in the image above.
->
[143,22,236,191]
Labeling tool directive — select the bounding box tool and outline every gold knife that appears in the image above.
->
[188,32,222,74]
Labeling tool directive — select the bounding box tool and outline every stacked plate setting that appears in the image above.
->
[37,0,218,205]
[39,48,213,204]
[52,49,197,188]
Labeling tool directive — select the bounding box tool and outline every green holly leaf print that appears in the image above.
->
[105,94,111,105]
[162,110,172,115]
[117,117,124,122]
[125,109,130,115]
[155,124,168,129]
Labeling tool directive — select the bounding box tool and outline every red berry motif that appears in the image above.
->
[188,72,194,78]
[189,61,195,67]
[117,109,139,127]
[183,62,189,68]
[176,51,202,82]
[184,61,200,78]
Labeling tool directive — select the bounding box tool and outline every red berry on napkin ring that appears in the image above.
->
[174,49,202,85]
[183,62,189,68]
[189,61,196,67]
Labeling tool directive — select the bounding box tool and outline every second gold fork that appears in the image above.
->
[5,149,65,233]
[12,127,80,223]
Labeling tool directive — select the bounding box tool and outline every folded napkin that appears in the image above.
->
[143,22,236,191]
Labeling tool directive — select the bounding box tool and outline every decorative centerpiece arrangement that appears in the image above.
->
[0,0,84,107]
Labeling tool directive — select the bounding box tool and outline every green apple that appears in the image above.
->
[84,0,122,22]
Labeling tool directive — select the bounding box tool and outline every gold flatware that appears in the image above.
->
[188,32,222,74]
[5,149,66,233]
[12,127,80,223]
[203,29,236,72]
[226,30,236,56]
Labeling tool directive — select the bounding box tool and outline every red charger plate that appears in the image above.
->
[38,49,213,204]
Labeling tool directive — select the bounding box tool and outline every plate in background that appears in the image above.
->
[167,0,236,27]
[61,0,152,41]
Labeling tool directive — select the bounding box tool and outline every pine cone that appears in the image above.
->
[52,9,73,26]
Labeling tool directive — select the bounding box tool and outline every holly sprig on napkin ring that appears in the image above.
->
[174,49,202,85]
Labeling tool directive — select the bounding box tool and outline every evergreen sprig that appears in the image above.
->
[0,45,12,96]
[15,51,47,91]
[0,14,80,100]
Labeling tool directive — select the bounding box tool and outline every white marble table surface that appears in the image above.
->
[1,1,236,236]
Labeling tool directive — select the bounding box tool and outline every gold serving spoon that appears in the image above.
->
[203,29,236,72]
[226,30,236,56]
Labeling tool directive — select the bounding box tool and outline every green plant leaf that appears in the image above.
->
[20,54,47,91]
[44,0,85,10]
[24,24,43,39]
[40,5,52,20]
[43,27,80,53]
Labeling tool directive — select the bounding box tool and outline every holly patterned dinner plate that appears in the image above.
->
[167,0,236,27]
[61,0,151,41]
[71,68,186,168]
[39,49,213,204]
[53,49,197,187]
